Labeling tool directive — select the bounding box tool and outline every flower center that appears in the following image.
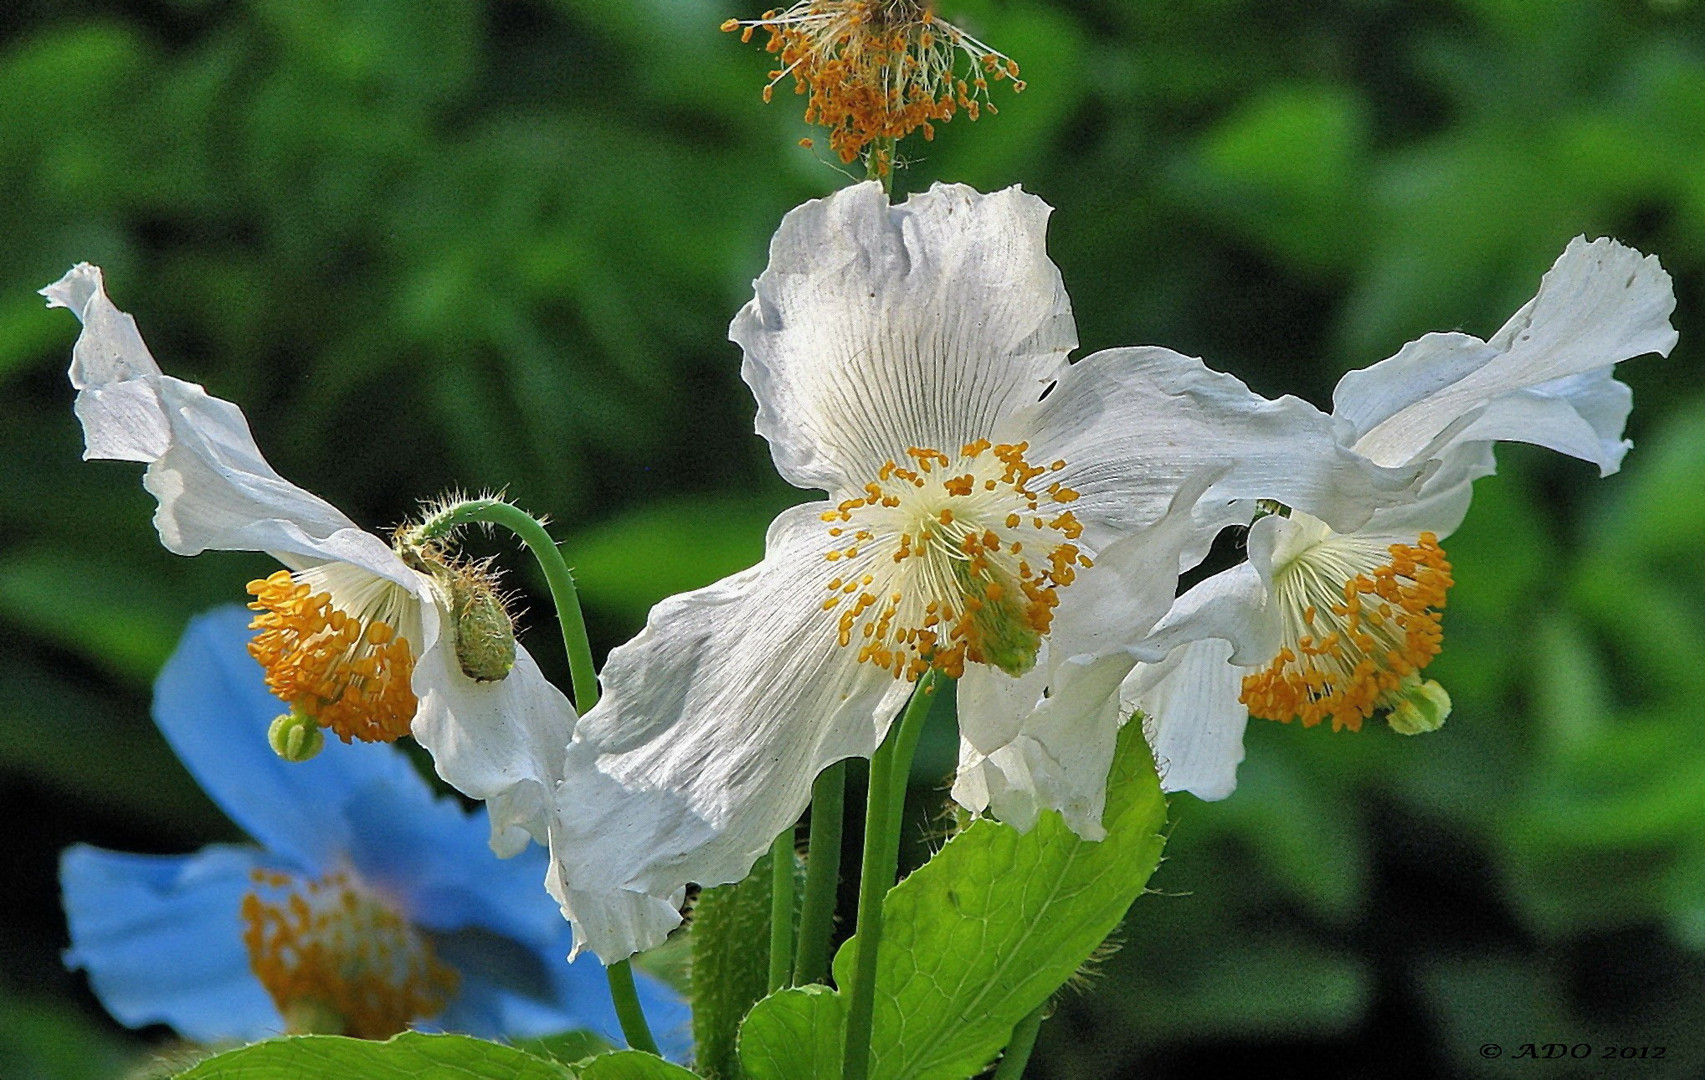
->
[822,440,1089,680]
[1240,527,1454,732]
[724,0,1023,168]
[241,868,458,1040]
[246,565,419,744]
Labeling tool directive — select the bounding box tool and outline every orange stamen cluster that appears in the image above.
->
[241,868,457,1040]
[247,570,417,743]
[821,440,1090,680]
[1241,533,1454,731]
[723,1,1023,168]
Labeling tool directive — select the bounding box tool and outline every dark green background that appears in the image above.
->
[3,1,1704,1077]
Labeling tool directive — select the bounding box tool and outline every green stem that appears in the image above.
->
[992,1001,1047,1080]
[606,960,661,1057]
[768,826,797,993]
[406,497,598,713]
[842,671,940,1080]
[794,761,846,985]
[409,498,661,1053]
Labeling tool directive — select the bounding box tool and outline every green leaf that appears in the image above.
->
[739,724,1168,1080]
[578,1050,704,1080]
[738,985,845,1080]
[169,1033,573,1079]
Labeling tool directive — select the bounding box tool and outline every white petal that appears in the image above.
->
[1124,638,1248,801]
[1012,346,1425,539]
[1043,468,1232,664]
[1338,237,1677,468]
[544,503,914,962]
[951,653,1132,839]
[44,264,410,585]
[731,182,1077,493]
[411,631,578,858]
[1130,561,1274,669]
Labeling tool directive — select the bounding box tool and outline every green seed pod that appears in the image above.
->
[1387,676,1452,736]
[269,706,326,762]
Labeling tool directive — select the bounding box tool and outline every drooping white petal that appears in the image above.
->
[544,503,915,962]
[411,640,579,858]
[1337,237,1677,469]
[952,652,1133,839]
[731,182,1077,493]
[1009,346,1425,541]
[1124,637,1248,801]
[42,263,410,586]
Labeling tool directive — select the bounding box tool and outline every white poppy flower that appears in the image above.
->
[541,181,1427,962]
[1126,236,1678,800]
[44,263,573,856]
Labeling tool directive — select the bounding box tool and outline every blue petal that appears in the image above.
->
[153,606,432,869]
[341,779,562,952]
[429,930,691,1061]
[60,843,283,1042]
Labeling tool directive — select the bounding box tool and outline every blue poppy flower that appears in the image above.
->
[60,606,689,1055]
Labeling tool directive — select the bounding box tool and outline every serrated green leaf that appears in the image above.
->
[169,1032,573,1079]
[740,724,1167,1080]
[737,985,845,1080]
[578,1050,703,1080]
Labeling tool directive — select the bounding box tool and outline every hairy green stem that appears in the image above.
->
[992,1001,1047,1079]
[842,671,940,1080]
[769,826,797,993]
[794,761,846,985]
[407,497,598,713]
[409,498,661,1053]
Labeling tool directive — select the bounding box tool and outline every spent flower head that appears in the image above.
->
[724,0,1022,171]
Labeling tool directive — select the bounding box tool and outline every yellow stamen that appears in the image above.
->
[821,441,1085,680]
[1241,531,1454,732]
[246,568,417,744]
[241,868,457,1040]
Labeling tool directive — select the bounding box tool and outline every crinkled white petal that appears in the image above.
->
[731,182,1077,493]
[545,503,914,962]
[43,263,410,586]
[1008,346,1426,541]
[1124,638,1248,801]
[411,628,578,859]
[952,652,1133,840]
[1337,237,1677,468]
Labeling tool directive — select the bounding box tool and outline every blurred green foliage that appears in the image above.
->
[2,1,1704,1078]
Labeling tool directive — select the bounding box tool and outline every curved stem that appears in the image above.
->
[407,497,598,713]
[794,761,846,985]
[606,960,661,1057]
[992,1001,1047,1080]
[842,671,940,1080]
[409,497,660,1052]
[769,826,797,993]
